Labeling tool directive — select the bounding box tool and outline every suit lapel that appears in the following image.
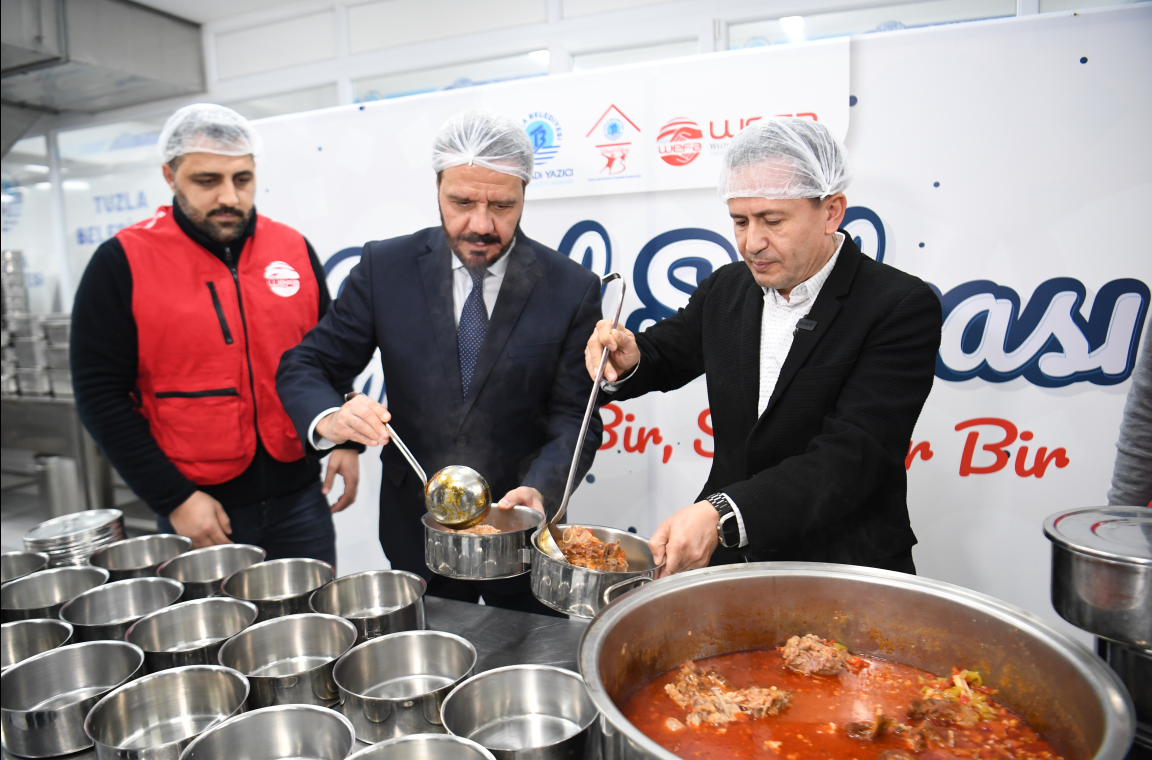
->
[738,278,764,426]
[418,237,465,411]
[754,241,864,429]
[457,239,543,427]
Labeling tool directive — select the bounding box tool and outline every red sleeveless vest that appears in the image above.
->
[118,206,318,484]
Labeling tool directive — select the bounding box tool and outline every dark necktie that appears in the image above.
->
[458,267,489,398]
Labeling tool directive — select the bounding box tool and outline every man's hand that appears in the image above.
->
[316,394,391,447]
[586,319,640,383]
[323,448,360,513]
[649,500,720,578]
[497,486,545,514]
[168,491,232,549]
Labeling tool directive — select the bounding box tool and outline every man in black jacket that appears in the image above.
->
[587,118,941,576]
[71,104,359,565]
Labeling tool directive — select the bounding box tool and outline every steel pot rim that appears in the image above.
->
[220,556,334,601]
[58,576,184,627]
[1,551,50,583]
[577,561,1137,760]
[347,732,498,760]
[529,524,665,577]
[1043,507,1152,566]
[0,618,74,672]
[1,563,110,594]
[333,628,477,701]
[217,611,358,675]
[176,703,356,760]
[124,596,260,652]
[156,543,266,584]
[89,533,192,571]
[308,568,427,618]
[1,639,145,712]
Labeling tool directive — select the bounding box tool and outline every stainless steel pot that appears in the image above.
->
[90,534,192,582]
[84,664,249,760]
[333,630,476,743]
[157,544,265,600]
[1,565,109,622]
[1045,506,1151,648]
[125,597,259,673]
[310,569,426,642]
[347,733,497,760]
[60,577,184,642]
[578,562,1136,760]
[1,550,49,583]
[177,704,356,760]
[0,640,144,757]
[530,525,662,618]
[1,618,72,672]
[222,557,334,621]
[217,612,357,708]
[423,507,543,580]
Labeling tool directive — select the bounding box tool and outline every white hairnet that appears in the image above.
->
[431,109,533,182]
[158,103,262,163]
[718,117,852,201]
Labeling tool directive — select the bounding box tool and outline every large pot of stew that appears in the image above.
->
[579,563,1135,760]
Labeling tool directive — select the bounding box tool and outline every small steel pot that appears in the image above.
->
[60,577,184,642]
[423,507,544,580]
[1045,507,1151,648]
[1,618,73,671]
[309,569,426,642]
[0,640,144,758]
[1,551,49,583]
[125,597,259,673]
[441,665,598,760]
[177,704,356,760]
[217,612,357,708]
[334,630,476,743]
[222,557,334,621]
[157,544,265,600]
[348,733,497,760]
[84,665,249,760]
[529,524,662,618]
[90,535,192,582]
[1,565,109,622]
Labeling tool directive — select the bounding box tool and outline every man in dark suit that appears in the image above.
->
[277,109,602,613]
[587,118,941,576]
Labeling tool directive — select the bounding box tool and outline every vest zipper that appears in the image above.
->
[224,246,259,427]
[206,282,234,344]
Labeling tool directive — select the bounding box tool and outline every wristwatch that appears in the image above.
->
[707,493,741,548]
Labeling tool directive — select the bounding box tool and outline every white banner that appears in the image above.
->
[252,6,1152,643]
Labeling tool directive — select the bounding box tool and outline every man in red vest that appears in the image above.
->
[71,104,358,565]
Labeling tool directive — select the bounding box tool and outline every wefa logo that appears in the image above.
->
[657,118,703,167]
[586,105,640,177]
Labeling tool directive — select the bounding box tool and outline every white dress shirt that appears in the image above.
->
[603,233,845,549]
[309,240,515,450]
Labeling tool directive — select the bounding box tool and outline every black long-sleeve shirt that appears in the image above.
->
[71,200,352,515]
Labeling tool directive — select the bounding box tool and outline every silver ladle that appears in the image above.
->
[386,424,492,530]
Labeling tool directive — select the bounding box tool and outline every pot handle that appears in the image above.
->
[602,576,652,606]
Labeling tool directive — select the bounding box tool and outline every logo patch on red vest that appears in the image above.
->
[264,261,300,297]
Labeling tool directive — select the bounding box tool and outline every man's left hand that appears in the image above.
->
[323,448,360,513]
[649,500,720,578]
[497,486,545,514]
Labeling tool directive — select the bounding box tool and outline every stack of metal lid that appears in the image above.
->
[23,509,127,567]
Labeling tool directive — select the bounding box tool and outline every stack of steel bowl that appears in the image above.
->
[89,534,192,581]
[23,510,126,567]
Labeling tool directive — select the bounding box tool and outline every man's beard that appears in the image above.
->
[440,214,519,272]
[175,189,252,245]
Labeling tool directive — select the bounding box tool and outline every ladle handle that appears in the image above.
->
[553,273,626,526]
[386,423,428,486]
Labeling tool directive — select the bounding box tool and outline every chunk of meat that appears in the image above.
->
[781,634,851,676]
[665,717,686,731]
[665,660,792,727]
[845,707,896,741]
[560,525,629,571]
[908,698,979,728]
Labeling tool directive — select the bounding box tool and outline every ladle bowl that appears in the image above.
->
[425,466,491,529]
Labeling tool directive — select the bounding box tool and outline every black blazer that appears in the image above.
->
[609,233,941,568]
[277,227,603,577]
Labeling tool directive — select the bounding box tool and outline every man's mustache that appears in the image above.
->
[207,206,245,220]
[456,232,502,246]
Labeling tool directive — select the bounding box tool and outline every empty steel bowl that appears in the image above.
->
[126,597,259,673]
[1,551,49,584]
[1,618,73,672]
[334,630,476,743]
[1,565,110,622]
[217,612,357,708]
[0,640,144,757]
[222,557,334,621]
[60,577,184,642]
[177,704,356,760]
[90,534,193,582]
[347,733,497,760]
[309,569,426,642]
[441,665,598,760]
[84,665,248,760]
[157,544,265,600]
